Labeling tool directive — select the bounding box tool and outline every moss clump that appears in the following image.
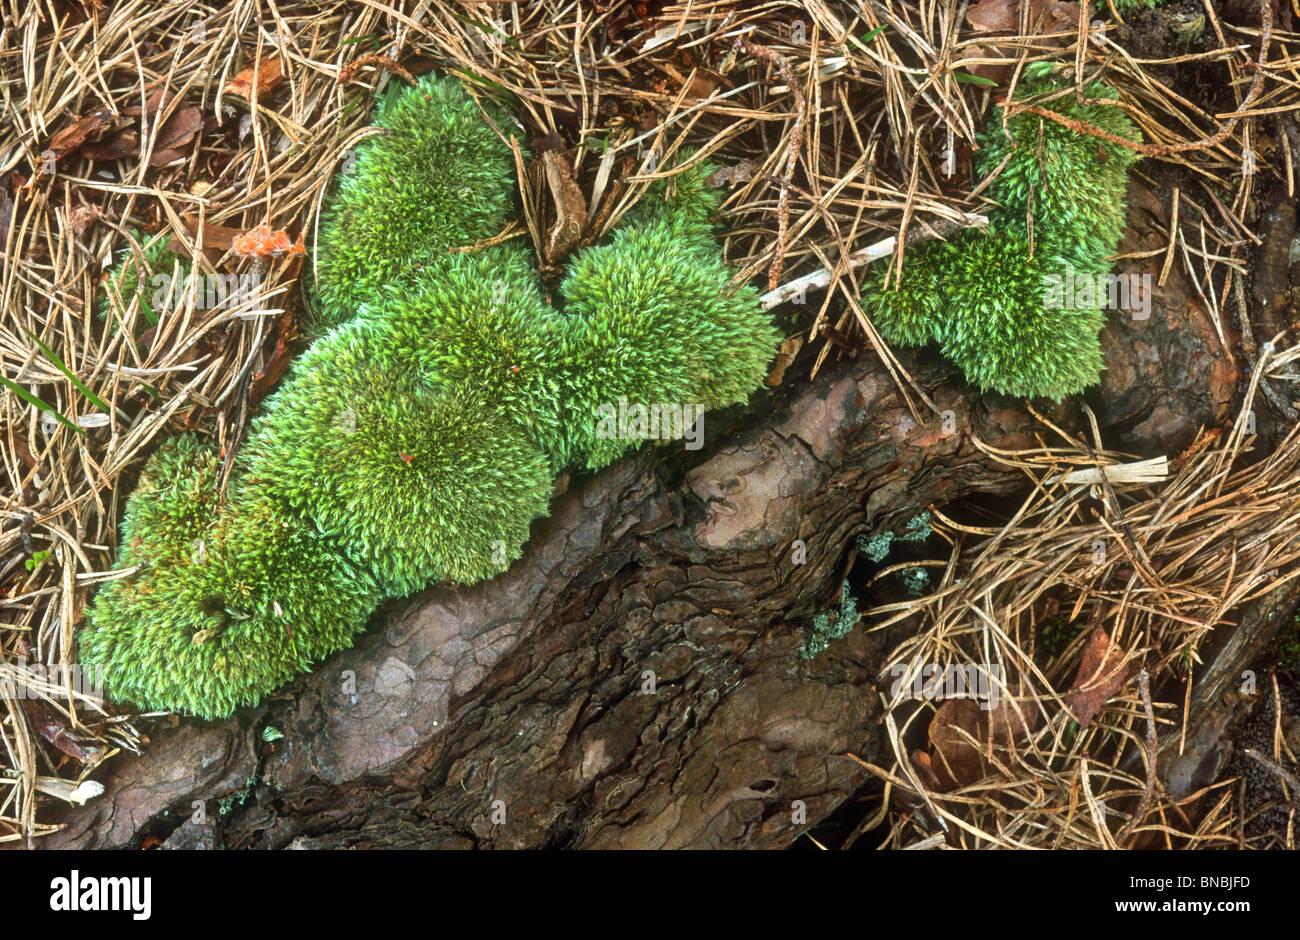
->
[309,75,522,334]
[859,240,946,348]
[358,245,570,466]
[1109,0,1165,12]
[935,228,1108,398]
[861,64,1142,400]
[99,229,184,329]
[242,322,553,597]
[975,70,1140,267]
[85,79,777,718]
[80,437,379,718]
[558,162,778,470]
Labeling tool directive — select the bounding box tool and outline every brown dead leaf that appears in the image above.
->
[928,699,989,790]
[963,0,1079,84]
[41,108,127,174]
[12,434,38,471]
[81,129,139,162]
[966,0,1017,31]
[123,85,176,118]
[249,324,296,403]
[149,148,189,168]
[987,687,1041,743]
[249,253,304,404]
[660,61,724,99]
[171,213,244,258]
[766,335,804,387]
[966,0,1079,33]
[960,45,1015,86]
[1064,625,1132,727]
[224,55,284,101]
[541,150,588,265]
[148,106,203,167]
[21,698,107,766]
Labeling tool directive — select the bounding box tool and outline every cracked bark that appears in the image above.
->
[41,183,1270,850]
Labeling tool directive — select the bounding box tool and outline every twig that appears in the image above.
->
[338,54,418,87]
[759,212,989,310]
[1243,749,1300,807]
[1120,669,1158,845]
[737,38,807,292]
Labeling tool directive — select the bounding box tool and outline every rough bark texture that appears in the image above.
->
[39,185,1269,851]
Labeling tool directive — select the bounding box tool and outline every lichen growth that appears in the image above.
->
[803,579,861,660]
[858,511,933,563]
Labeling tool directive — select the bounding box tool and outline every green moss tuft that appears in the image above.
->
[558,169,777,469]
[1108,0,1165,12]
[976,65,1141,265]
[858,240,946,348]
[241,322,553,596]
[310,75,523,333]
[79,436,379,719]
[860,67,1141,399]
[100,229,184,330]
[935,228,1107,400]
[358,245,570,466]
[86,79,777,719]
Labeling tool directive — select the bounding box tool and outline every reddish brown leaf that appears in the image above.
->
[966,0,1079,32]
[987,686,1041,745]
[224,55,284,100]
[963,0,1078,84]
[1064,625,1132,727]
[660,61,724,100]
[928,699,988,790]
[148,106,203,167]
[231,223,304,259]
[249,252,304,404]
[149,148,188,167]
[21,698,107,765]
[41,108,127,174]
[249,324,295,403]
[172,213,244,254]
[122,85,177,118]
[81,129,139,162]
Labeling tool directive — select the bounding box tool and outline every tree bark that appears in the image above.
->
[41,184,1262,850]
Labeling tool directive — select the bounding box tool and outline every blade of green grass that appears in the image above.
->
[30,333,113,413]
[848,24,888,56]
[0,375,84,434]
